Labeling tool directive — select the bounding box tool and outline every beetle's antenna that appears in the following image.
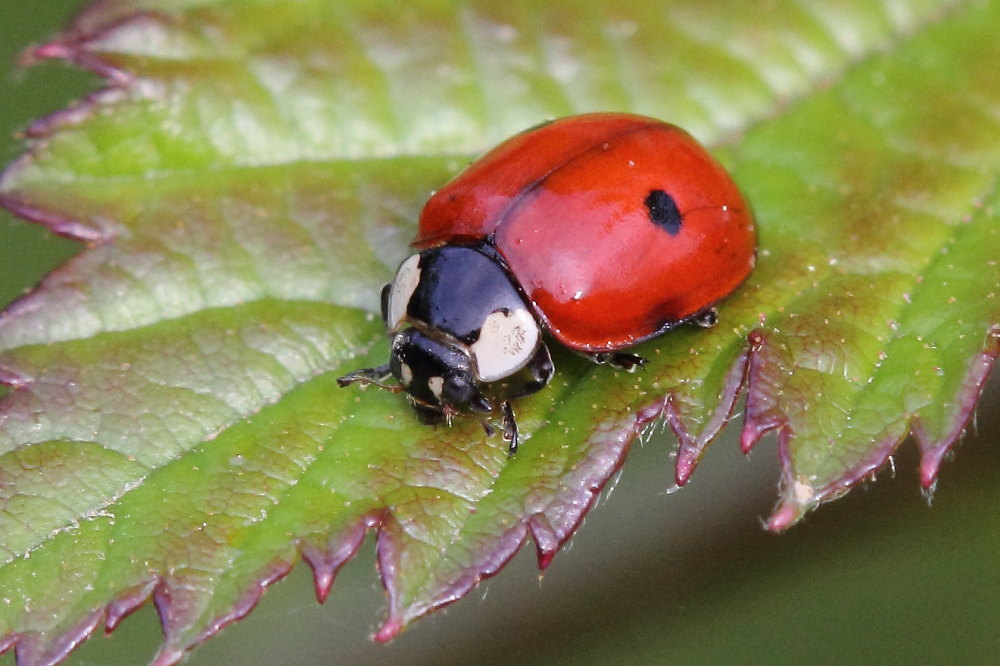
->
[336,365,402,392]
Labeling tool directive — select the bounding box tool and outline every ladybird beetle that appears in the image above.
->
[338,113,756,454]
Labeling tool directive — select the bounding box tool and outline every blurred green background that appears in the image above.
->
[1,3,998,665]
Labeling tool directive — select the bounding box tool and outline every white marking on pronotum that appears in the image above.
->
[427,376,444,400]
[470,309,540,382]
[387,254,421,331]
[399,362,413,386]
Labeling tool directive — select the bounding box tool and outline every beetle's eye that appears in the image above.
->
[442,373,476,406]
[386,254,421,331]
[379,283,392,326]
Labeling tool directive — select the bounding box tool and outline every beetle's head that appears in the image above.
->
[388,327,493,415]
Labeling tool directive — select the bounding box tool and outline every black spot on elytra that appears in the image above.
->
[644,189,682,235]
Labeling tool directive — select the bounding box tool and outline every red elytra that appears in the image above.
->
[415,112,757,352]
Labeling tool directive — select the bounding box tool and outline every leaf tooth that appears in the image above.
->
[739,331,787,456]
[0,191,108,244]
[8,607,103,666]
[104,580,155,633]
[173,559,293,661]
[149,645,184,666]
[301,513,378,603]
[913,325,1000,489]
[764,427,805,533]
[528,512,560,570]
[372,614,402,645]
[670,348,750,486]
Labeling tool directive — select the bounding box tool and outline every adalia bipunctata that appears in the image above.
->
[339,113,756,453]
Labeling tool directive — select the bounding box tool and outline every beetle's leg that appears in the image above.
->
[582,351,647,372]
[506,344,555,400]
[500,401,519,457]
[692,307,718,328]
[464,393,500,440]
[477,418,496,438]
[336,364,401,392]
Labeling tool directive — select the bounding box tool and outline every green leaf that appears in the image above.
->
[0,0,997,664]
